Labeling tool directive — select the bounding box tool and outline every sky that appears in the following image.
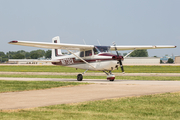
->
[0,0,179,57]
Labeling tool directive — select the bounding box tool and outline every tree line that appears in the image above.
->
[0,49,149,63]
[0,50,51,62]
[122,49,148,57]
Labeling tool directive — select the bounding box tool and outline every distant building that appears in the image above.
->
[160,55,175,63]
[123,57,160,64]
[8,59,52,65]
[9,57,161,65]
[175,56,180,64]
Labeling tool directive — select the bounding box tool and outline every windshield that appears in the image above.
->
[94,46,110,53]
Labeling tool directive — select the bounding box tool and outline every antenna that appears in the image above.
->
[97,39,101,46]
[112,41,116,46]
[83,39,86,45]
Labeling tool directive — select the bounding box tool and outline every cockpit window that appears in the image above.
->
[94,46,110,53]
[85,50,92,57]
[80,51,84,57]
[93,47,98,55]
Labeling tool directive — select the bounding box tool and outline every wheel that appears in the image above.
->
[110,79,114,81]
[77,74,83,81]
[107,74,115,81]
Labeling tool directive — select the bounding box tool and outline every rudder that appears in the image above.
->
[52,36,63,59]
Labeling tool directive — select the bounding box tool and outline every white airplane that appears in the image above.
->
[9,36,176,81]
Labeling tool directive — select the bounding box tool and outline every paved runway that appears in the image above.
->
[1,78,180,110]
[1,77,180,85]
[1,72,180,76]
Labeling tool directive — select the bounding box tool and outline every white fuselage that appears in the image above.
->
[52,52,119,71]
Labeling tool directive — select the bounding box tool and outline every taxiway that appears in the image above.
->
[1,78,180,110]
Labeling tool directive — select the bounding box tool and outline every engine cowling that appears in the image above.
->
[112,55,124,61]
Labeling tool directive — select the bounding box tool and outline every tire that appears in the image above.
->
[110,79,114,81]
[77,74,83,81]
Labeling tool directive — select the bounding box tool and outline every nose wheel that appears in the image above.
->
[107,74,115,81]
[103,71,115,81]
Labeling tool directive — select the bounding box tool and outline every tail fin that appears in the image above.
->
[52,36,63,59]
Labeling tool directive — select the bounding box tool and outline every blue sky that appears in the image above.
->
[0,0,179,57]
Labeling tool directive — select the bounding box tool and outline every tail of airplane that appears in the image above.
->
[52,36,63,59]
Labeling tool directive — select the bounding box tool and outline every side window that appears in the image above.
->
[85,50,92,57]
[80,51,84,57]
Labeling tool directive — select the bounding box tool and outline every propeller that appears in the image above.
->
[113,42,124,73]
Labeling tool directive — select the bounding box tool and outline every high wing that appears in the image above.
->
[9,40,176,51]
[110,45,176,51]
[9,41,94,51]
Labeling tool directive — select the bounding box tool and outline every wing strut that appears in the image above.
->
[124,49,135,58]
[66,50,96,69]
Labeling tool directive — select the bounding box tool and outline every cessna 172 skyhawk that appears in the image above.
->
[9,36,176,81]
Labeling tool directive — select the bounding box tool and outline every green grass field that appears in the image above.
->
[0,65,180,119]
[0,65,180,73]
[1,92,180,120]
[0,80,88,93]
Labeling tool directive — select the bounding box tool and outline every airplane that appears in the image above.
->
[9,36,176,81]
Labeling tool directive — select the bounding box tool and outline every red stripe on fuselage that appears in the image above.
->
[52,58,116,66]
[52,53,119,66]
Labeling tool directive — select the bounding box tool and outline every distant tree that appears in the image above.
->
[160,60,163,63]
[25,52,31,59]
[17,50,26,54]
[6,51,15,59]
[13,53,25,59]
[123,53,127,56]
[0,51,5,57]
[35,50,45,56]
[45,50,51,58]
[118,52,122,56]
[30,53,39,59]
[167,58,174,63]
[129,49,148,57]
[0,52,9,62]
[30,50,45,59]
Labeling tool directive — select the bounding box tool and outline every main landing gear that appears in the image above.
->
[77,74,83,81]
[77,69,88,81]
[77,70,115,81]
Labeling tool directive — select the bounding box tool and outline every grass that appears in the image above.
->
[0,74,180,81]
[0,80,88,93]
[0,65,180,73]
[0,65,180,119]
[1,92,180,120]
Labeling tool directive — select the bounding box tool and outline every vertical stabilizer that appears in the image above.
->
[52,36,63,59]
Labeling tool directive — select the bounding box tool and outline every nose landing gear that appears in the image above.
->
[103,71,115,81]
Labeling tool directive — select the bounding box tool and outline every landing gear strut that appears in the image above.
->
[77,69,88,81]
[103,71,115,81]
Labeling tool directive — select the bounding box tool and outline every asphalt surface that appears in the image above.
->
[0,72,180,76]
[1,78,180,110]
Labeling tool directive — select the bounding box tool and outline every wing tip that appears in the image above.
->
[9,41,18,44]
